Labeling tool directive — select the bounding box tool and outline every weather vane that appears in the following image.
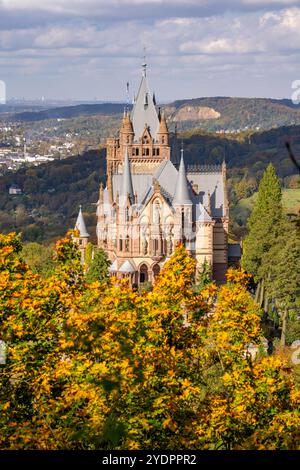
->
[142,46,147,77]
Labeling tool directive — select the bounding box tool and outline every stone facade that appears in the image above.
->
[96,66,229,284]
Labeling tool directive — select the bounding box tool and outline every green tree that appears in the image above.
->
[266,220,300,346]
[85,247,110,283]
[194,258,212,292]
[21,242,55,277]
[242,163,283,283]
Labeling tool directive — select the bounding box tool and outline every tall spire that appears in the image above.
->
[75,205,89,238]
[121,147,134,204]
[173,150,192,205]
[131,61,159,140]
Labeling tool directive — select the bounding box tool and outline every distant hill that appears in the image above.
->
[8,103,129,122]
[0,124,299,243]
[164,97,300,132]
[3,97,300,132]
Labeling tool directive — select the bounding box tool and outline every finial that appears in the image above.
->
[142,46,147,77]
[126,81,130,112]
[79,204,82,211]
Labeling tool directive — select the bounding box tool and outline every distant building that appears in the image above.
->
[9,184,22,195]
[95,63,231,285]
[228,243,242,268]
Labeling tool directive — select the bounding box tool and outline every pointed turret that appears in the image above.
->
[157,110,169,146]
[120,110,134,146]
[158,111,168,133]
[75,205,90,238]
[122,111,134,133]
[74,205,90,265]
[173,150,192,205]
[121,147,134,205]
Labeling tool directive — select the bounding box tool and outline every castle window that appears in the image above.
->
[119,238,123,251]
[125,235,130,252]
[139,264,148,283]
[146,148,149,156]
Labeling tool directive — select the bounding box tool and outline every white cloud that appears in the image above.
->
[1,1,300,99]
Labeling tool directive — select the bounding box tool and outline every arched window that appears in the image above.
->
[139,264,148,283]
[119,238,123,251]
[152,264,160,279]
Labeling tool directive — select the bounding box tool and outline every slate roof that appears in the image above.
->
[75,206,89,238]
[121,147,134,203]
[110,159,225,218]
[131,72,160,141]
[173,152,192,205]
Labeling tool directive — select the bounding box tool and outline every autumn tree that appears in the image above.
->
[1,234,299,450]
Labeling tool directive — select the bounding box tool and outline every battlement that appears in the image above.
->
[187,164,222,174]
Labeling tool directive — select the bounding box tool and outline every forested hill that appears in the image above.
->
[166,97,300,132]
[3,97,300,132]
[9,103,127,122]
[0,124,299,243]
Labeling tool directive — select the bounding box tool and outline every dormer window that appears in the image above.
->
[144,93,148,107]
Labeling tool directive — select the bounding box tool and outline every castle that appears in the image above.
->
[96,63,233,284]
[77,63,234,284]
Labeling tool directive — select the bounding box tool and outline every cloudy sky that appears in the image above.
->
[0,0,300,101]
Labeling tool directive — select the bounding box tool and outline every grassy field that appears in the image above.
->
[231,188,300,227]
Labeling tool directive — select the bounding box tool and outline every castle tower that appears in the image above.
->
[106,61,171,180]
[74,205,90,264]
